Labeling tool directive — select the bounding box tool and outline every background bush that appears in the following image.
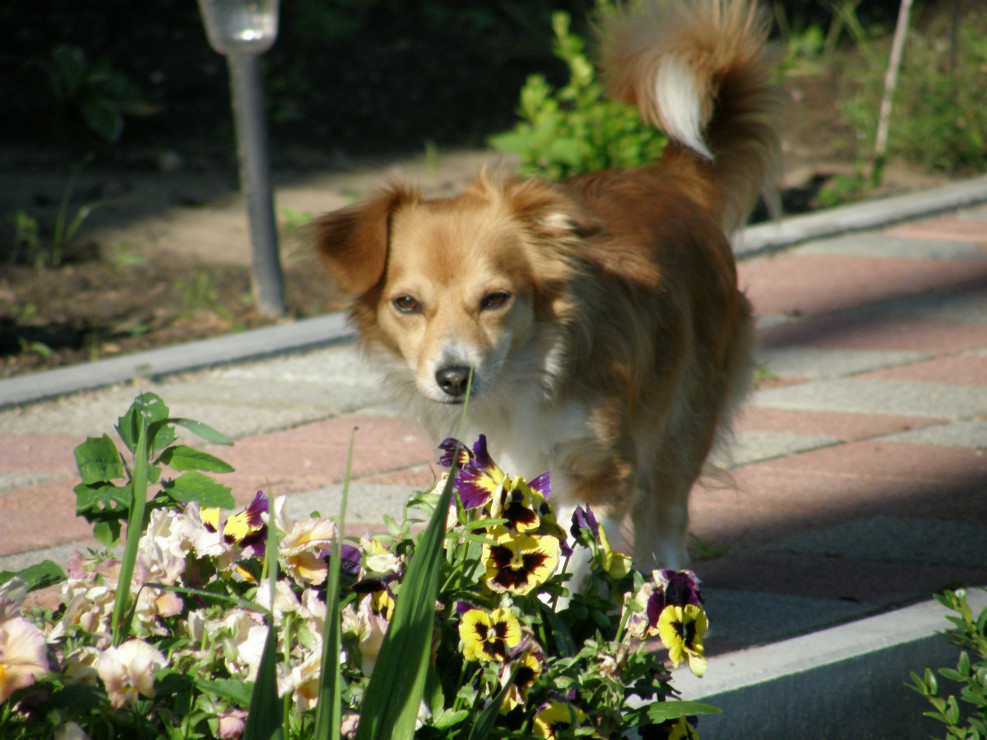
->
[841,7,987,174]
[489,9,667,179]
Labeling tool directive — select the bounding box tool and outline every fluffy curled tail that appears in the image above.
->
[598,0,788,231]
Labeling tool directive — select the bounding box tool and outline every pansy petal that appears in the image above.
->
[437,438,473,469]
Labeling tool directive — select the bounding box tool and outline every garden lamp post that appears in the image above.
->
[198,0,285,317]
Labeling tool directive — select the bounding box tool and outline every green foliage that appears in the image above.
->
[72,392,234,550]
[37,44,151,143]
[490,10,666,179]
[843,10,987,174]
[5,160,98,269]
[908,589,987,738]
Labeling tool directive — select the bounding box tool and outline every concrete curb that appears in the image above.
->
[0,313,354,409]
[735,174,987,259]
[676,587,987,739]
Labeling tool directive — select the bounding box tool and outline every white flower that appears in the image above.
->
[215,609,267,681]
[54,722,91,740]
[141,504,226,560]
[279,517,338,585]
[61,646,100,686]
[0,617,49,702]
[361,537,401,577]
[254,578,302,625]
[49,585,115,642]
[341,595,389,676]
[96,639,167,708]
[282,652,322,711]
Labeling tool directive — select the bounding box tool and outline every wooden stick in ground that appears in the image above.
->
[872,0,914,186]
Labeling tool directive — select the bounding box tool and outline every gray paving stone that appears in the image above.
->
[760,515,987,568]
[282,483,416,526]
[755,346,929,380]
[793,233,987,260]
[846,288,987,326]
[959,204,987,221]
[753,378,987,419]
[716,431,840,467]
[880,417,987,448]
[702,587,873,647]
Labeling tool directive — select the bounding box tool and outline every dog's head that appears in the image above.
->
[313,175,601,404]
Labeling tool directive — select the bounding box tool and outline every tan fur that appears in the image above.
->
[313,0,785,572]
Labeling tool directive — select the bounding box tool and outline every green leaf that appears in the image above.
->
[163,471,235,509]
[74,481,131,517]
[93,520,120,547]
[244,627,285,740]
[157,444,235,473]
[117,393,170,453]
[540,600,577,657]
[433,709,469,730]
[74,434,123,484]
[0,560,67,592]
[637,701,723,724]
[170,418,234,446]
[195,678,254,708]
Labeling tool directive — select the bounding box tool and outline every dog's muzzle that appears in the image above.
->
[435,365,472,399]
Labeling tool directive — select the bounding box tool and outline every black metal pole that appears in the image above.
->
[228,52,285,318]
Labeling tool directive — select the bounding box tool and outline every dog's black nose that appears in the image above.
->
[435,365,471,397]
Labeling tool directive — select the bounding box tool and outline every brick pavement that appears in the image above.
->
[1,201,986,655]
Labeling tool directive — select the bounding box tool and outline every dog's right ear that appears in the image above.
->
[312,185,419,295]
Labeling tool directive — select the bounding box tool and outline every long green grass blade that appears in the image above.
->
[314,433,354,739]
[245,497,286,740]
[111,393,151,645]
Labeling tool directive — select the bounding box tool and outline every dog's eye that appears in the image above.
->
[480,292,510,311]
[393,295,421,314]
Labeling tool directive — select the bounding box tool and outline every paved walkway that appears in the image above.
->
[2,184,986,656]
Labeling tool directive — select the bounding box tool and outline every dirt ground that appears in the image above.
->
[0,5,955,379]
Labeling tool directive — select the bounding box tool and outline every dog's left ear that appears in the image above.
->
[501,179,603,241]
[312,185,419,295]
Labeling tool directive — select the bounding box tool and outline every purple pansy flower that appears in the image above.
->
[437,435,506,510]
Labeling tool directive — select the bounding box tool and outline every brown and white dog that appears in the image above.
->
[313,0,786,574]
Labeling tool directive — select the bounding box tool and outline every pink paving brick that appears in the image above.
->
[354,464,437,489]
[213,415,434,485]
[0,435,80,474]
[0,481,93,555]
[733,407,939,441]
[739,254,987,317]
[758,316,987,353]
[886,218,987,245]
[855,355,987,386]
[755,439,987,484]
[693,444,987,531]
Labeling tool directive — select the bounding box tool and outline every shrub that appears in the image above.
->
[489,10,667,179]
[908,588,987,738]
